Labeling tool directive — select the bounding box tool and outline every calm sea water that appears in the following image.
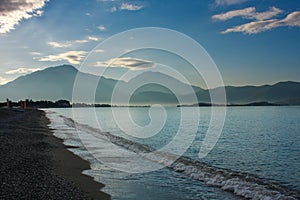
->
[45,106,300,199]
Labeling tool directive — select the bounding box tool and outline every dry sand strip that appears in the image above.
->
[0,109,110,200]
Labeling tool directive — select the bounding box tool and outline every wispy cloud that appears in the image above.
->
[38,51,87,65]
[108,3,144,12]
[215,0,248,6]
[98,25,107,31]
[213,6,300,34]
[0,76,9,85]
[222,11,300,34]
[47,36,100,48]
[30,52,42,56]
[5,67,41,75]
[95,57,155,70]
[212,7,283,21]
[87,36,99,41]
[47,41,72,48]
[95,49,105,53]
[0,0,48,33]
[119,3,144,11]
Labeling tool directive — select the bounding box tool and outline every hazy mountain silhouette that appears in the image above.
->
[209,82,300,104]
[0,65,299,105]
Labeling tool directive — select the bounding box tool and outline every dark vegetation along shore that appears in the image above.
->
[1,99,295,110]
[0,109,110,200]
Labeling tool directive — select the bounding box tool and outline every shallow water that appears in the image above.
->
[45,106,300,199]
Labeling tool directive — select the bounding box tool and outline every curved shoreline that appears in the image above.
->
[0,109,110,200]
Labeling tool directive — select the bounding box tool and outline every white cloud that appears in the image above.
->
[107,3,144,12]
[95,49,105,53]
[0,76,9,85]
[212,7,283,21]
[254,7,283,21]
[213,7,255,21]
[222,11,300,34]
[30,52,42,56]
[38,51,87,65]
[73,39,89,43]
[48,36,100,48]
[213,6,300,34]
[119,3,144,11]
[215,0,248,6]
[5,67,41,75]
[95,57,155,70]
[0,0,48,33]
[98,25,106,31]
[35,10,44,16]
[87,36,99,41]
[47,41,72,48]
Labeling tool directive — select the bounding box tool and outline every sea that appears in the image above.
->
[45,106,300,200]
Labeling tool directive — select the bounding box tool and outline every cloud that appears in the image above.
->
[0,76,9,85]
[48,36,100,48]
[95,57,155,70]
[30,52,42,55]
[73,39,89,43]
[87,36,99,41]
[39,51,87,65]
[254,7,283,21]
[212,7,283,21]
[213,6,300,34]
[0,0,48,33]
[47,41,72,48]
[5,67,41,75]
[222,11,300,34]
[119,3,144,11]
[107,3,144,12]
[95,49,105,53]
[215,0,248,6]
[213,7,255,21]
[98,25,106,31]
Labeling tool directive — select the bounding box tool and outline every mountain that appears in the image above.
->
[209,81,300,104]
[0,65,300,105]
[0,65,77,101]
[0,65,122,102]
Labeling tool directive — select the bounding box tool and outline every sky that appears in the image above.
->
[0,0,299,87]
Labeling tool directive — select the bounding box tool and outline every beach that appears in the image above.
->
[0,109,110,200]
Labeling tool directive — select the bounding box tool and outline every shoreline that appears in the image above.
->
[47,117,111,200]
[0,109,110,199]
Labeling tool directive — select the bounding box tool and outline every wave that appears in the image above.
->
[49,112,300,200]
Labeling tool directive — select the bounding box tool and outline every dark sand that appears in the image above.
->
[0,109,110,200]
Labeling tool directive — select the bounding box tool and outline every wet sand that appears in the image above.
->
[0,109,110,200]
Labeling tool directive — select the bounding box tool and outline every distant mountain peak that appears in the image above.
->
[44,64,78,72]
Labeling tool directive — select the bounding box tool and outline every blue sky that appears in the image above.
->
[0,0,299,87]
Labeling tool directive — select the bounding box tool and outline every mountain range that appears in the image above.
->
[1,65,300,105]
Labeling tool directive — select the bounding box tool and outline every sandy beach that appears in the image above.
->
[0,109,110,200]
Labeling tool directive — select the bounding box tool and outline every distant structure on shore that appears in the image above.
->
[6,98,12,109]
